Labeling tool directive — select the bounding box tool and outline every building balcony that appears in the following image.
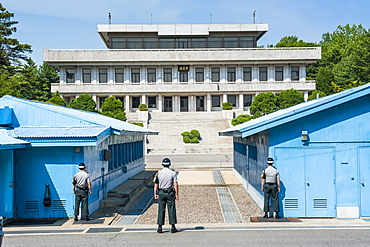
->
[51,80,315,95]
[44,47,321,66]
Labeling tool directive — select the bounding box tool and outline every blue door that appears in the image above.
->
[276,147,336,217]
[305,148,336,217]
[359,147,370,216]
[0,150,14,218]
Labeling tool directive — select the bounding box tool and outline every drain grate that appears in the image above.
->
[216,187,243,223]
[87,227,123,233]
[213,170,225,184]
[115,188,154,225]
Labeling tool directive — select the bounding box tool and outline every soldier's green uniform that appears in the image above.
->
[154,158,179,233]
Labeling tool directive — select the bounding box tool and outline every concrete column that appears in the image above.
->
[304,91,308,101]
[207,93,211,112]
[141,94,146,105]
[223,93,228,103]
[108,66,114,84]
[191,95,196,112]
[239,93,244,111]
[158,95,163,112]
[301,65,306,82]
[125,94,130,113]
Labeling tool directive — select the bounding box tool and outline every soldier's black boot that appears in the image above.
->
[263,213,268,219]
[74,216,78,222]
[274,213,279,219]
[157,225,163,233]
[171,224,178,233]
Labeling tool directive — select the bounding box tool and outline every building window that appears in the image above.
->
[132,96,140,108]
[227,67,236,82]
[212,95,221,107]
[160,38,175,49]
[240,37,255,48]
[191,38,207,48]
[228,95,237,107]
[243,67,252,81]
[224,37,239,48]
[148,96,157,108]
[115,68,124,83]
[143,38,159,49]
[275,66,284,81]
[177,38,190,49]
[99,68,108,83]
[208,37,223,48]
[291,66,299,81]
[259,67,267,81]
[195,68,204,82]
[179,71,188,82]
[82,68,91,83]
[244,95,252,107]
[66,68,75,83]
[147,68,156,83]
[99,96,107,107]
[127,38,142,49]
[110,38,126,49]
[163,68,172,83]
[211,67,220,82]
[131,68,140,83]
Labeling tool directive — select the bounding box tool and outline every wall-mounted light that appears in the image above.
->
[301,130,308,142]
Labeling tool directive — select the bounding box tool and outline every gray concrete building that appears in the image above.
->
[44,23,321,113]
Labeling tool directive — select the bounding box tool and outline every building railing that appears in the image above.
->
[52,80,315,86]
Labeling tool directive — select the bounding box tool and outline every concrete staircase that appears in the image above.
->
[146,112,233,154]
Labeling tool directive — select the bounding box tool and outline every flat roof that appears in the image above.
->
[98,24,268,47]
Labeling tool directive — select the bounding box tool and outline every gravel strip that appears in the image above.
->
[229,185,263,222]
[135,186,224,224]
[135,185,263,225]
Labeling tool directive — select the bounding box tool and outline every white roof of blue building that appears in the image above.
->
[219,83,370,138]
[0,96,158,146]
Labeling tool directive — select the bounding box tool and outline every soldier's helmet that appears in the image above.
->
[162,158,171,166]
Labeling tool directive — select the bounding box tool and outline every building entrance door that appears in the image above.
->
[180,96,188,112]
[164,96,172,112]
[196,96,205,111]
[359,147,370,216]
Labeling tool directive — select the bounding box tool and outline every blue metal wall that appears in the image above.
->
[0,150,14,218]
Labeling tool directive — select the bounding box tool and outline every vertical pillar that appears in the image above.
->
[125,94,130,113]
[239,93,244,111]
[304,91,308,102]
[207,93,211,112]
[141,94,146,105]
[223,93,228,103]
[158,95,163,112]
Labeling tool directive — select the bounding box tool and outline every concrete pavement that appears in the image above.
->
[3,168,370,236]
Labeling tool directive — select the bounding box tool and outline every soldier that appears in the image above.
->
[154,158,179,233]
[72,163,92,221]
[261,158,280,219]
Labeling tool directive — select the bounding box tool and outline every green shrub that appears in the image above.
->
[231,114,254,126]
[181,131,190,136]
[130,122,144,127]
[190,137,199,143]
[222,102,233,110]
[190,129,200,138]
[139,104,148,111]
[183,136,191,143]
[189,133,194,139]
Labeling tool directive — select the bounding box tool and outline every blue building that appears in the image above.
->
[220,84,370,219]
[0,96,157,219]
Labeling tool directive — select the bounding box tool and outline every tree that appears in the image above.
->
[275,36,318,48]
[307,90,326,101]
[47,91,66,106]
[0,4,32,67]
[278,89,304,109]
[249,92,279,117]
[315,67,334,95]
[231,114,254,126]
[68,94,97,112]
[37,62,59,101]
[318,24,370,87]
[331,80,365,93]
[0,68,21,97]
[100,96,126,121]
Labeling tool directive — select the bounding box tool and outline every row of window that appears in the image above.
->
[66,66,300,84]
[110,36,256,49]
[98,95,253,111]
[107,141,144,171]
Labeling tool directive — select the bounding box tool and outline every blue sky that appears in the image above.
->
[2,0,370,65]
